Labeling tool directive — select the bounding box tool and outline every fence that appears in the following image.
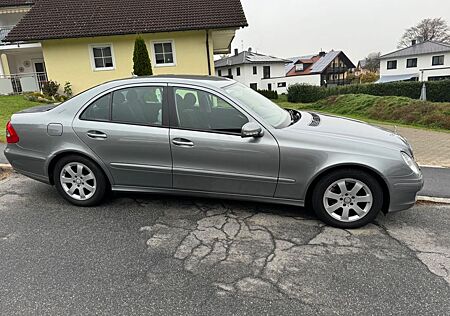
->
[0,72,47,94]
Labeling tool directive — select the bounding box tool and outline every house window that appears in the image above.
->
[228,68,232,77]
[263,66,271,79]
[90,44,115,70]
[406,58,417,68]
[253,66,257,75]
[295,63,304,71]
[432,55,444,66]
[250,83,257,90]
[153,41,175,66]
[218,69,222,76]
[277,82,286,88]
[236,67,241,76]
[387,60,397,70]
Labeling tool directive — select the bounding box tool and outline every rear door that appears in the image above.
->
[168,84,279,197]
[73,84,172,188]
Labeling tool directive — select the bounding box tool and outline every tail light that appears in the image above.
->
[6,121,19,143]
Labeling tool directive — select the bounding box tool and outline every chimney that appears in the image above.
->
[234,49,239,56]
[319,51,326,57]
[412,39,417,46]
[248,47,252,52]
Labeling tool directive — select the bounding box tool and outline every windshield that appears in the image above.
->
[223,82,291,128]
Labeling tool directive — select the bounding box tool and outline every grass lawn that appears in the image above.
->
[0,95,41,142]
[275,94,450,132]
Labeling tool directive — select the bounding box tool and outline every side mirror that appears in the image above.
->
[241,122,264,138]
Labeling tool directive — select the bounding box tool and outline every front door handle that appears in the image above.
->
[172,138,194,147]
[87,130,107,139]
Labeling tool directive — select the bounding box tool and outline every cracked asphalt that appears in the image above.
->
[0,174,449,315]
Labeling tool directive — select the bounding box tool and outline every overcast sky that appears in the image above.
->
[232,0,450,62]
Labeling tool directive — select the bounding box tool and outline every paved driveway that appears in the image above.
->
[1,174,449,315]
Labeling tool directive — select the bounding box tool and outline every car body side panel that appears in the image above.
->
[170,128,279,196]
[73,121,172,188]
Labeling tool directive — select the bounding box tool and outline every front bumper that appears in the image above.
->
[388,172,424,212]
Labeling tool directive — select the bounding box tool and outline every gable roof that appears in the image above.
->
[214,50,290,68]
[0,0,33,7]
[4,0,248,42]
[286,51,355,76]
[381,41,450,59]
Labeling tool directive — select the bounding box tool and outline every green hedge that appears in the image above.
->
[257,89,278,100]
[287,80,450,103]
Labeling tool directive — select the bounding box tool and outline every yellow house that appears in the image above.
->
[4,0,248,94]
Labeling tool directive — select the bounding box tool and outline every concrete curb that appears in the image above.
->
[419,164,448,169]
[417,196,450,204]
[0,163,12,170]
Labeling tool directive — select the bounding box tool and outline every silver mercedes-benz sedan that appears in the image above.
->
[4,75,423,228]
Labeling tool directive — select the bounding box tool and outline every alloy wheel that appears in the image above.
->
[59,162,97,201]
[322,178,373,223]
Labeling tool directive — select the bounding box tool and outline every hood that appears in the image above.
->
[286,111,410,152]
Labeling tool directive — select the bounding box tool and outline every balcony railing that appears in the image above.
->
[326,66,348,73]
[0,72,48,94]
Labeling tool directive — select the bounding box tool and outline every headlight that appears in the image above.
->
[401,152,420,175]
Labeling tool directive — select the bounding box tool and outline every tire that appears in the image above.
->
[311,169,383,229]
[53,155,107,207]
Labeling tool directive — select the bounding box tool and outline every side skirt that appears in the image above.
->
[111,185,304,207]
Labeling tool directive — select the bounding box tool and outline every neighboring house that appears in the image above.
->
[3,0,248,94]
[379,40,450,83]
[265,50,355,93]
[214,49,289,91]
[0,0,47,94]
[355,59,368,76]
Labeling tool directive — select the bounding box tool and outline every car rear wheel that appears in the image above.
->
[311,169,383,228]
[53,155,107,206]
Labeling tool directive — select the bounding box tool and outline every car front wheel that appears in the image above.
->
[311,169,384,228]
[53,155,107,206]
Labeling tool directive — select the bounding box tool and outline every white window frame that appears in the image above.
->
[151,40,177,67]
[88,43,116,71]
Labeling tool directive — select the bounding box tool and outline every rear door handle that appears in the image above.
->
[172,138,194,147]
[87,130,107,139]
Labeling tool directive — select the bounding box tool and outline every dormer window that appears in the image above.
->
[295,63,304,71]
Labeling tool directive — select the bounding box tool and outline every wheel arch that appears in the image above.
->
[304,163,391,214]
[47,150,113,186]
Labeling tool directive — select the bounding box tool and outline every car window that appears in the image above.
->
[80,93,111,121]
[174,87,248,134]
[112,86,164,125]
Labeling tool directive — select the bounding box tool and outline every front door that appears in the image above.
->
[169,85,279,197]
[33,60,47,90]
[73,85,172,188]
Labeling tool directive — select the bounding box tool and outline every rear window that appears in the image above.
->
[80,93,111,121]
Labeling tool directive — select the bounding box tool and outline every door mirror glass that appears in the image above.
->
[241,122,264,138]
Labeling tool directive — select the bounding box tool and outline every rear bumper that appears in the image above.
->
[4,144,50,184]
[388,173,424,213]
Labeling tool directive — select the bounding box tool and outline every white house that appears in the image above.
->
[0,0,47,94]
[214,49,289,91]
[379,40,450,83]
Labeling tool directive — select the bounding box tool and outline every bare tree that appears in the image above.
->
[398,17,450,48]
[364,52,381,73]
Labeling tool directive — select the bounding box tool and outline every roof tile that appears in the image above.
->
[5,0,247,42]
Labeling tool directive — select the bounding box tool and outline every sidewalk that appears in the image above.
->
[379,125,450,168]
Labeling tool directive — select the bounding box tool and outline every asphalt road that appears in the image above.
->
[0,174,449,315]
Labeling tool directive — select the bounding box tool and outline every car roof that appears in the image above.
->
[107,75,235,90]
